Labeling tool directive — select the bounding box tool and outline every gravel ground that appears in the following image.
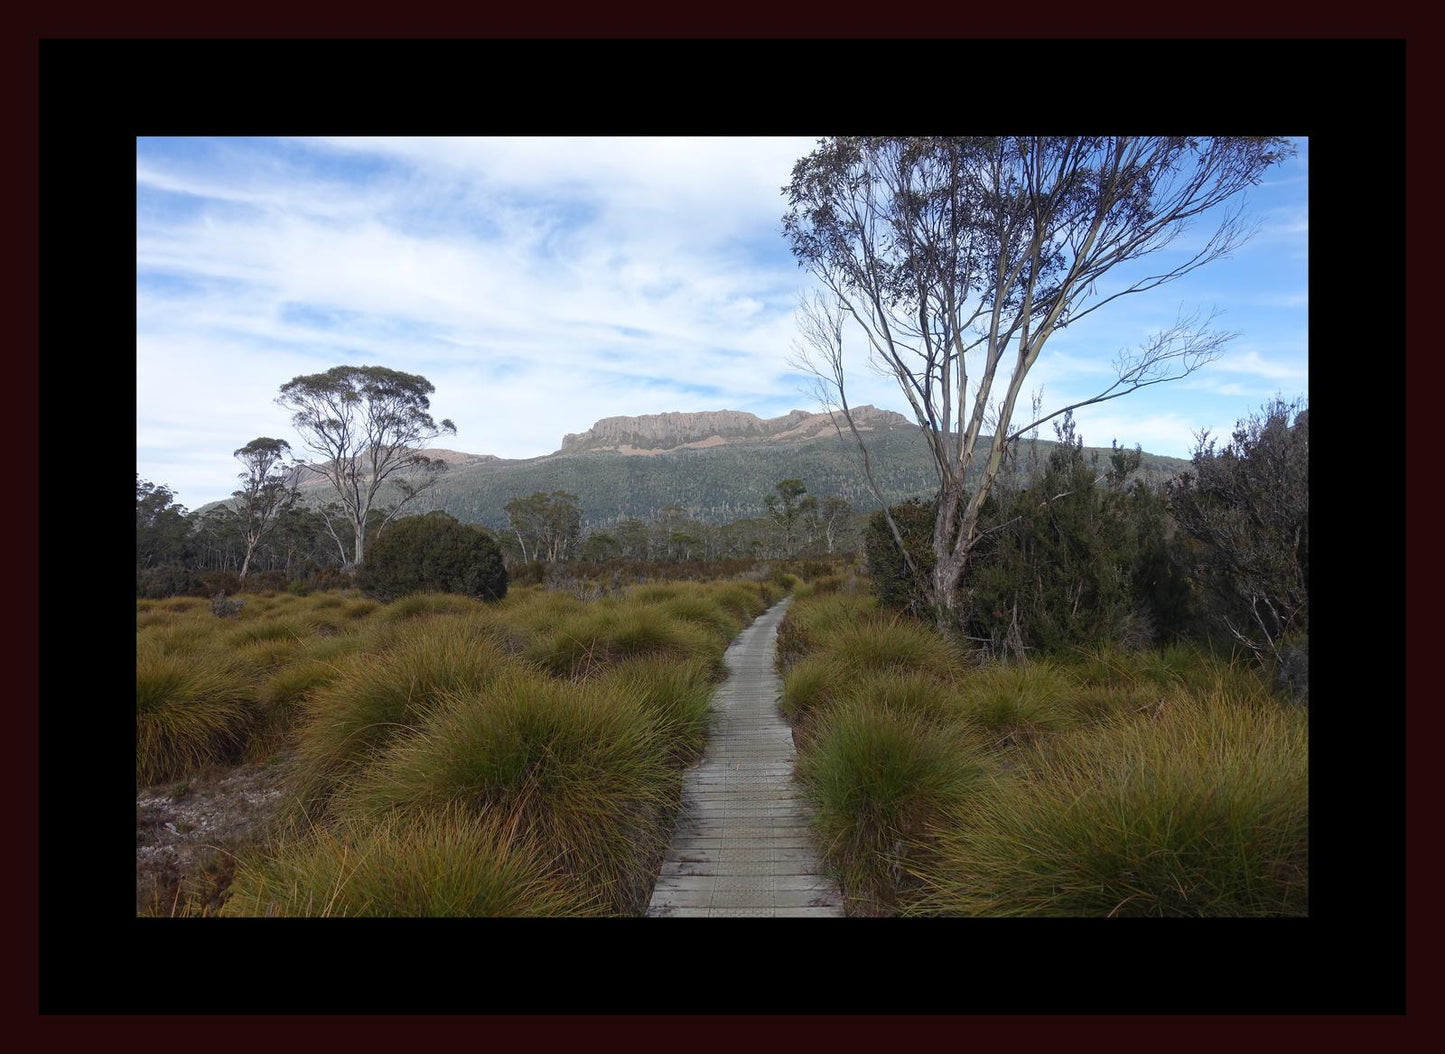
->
[135,756,293,915]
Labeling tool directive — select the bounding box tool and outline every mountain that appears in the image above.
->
[267,407,1191,532]
[558,405,911,455]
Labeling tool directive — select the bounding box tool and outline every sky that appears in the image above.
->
[136,136,1308,511]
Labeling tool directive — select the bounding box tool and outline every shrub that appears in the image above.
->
[210,593,245,619]
[1166,397,1308,680]
[202,571,243,597]
[136,562,205,599]
[360,511,508,602]
[862,498,937,617]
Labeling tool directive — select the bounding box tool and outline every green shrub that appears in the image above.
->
[136,562,205,599]
[862,498,937,617]
[360,511,508,602]
[223,809,595,917]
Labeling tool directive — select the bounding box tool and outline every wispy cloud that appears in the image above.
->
[137,136,1308,507]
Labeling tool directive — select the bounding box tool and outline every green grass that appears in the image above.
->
[775,584,1308,917]
[796,701,993,915]
[136,640,255,787]
[524,604,721,679]
[954,660,1079,744]
[594,655,717,766]
[904,689,1309,917]
[135,577,788,915]
[378,593,482,621]
[222,809,597,917]
[287,618,517,821]
[336,668,680,914]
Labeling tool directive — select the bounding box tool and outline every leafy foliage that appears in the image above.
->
[783,136,1293,619]
[358,511,507,602]
[277,364,456,568]
[504,490,582,563]
[1167,398,1309,692]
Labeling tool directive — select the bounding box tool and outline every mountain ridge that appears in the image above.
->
[213,406,1193,531]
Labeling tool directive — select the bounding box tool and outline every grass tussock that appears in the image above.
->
[775,582,1307,917]
[136,641,255,787]
[288,620,516,820]
[594,655,717,766]
[222,808,597,917]
[954,660,1079,745]
[337,669,680,914]
[524,605,721,679]
[379,592,482,621]
[905,690,1308,917]
[797,701,993,915]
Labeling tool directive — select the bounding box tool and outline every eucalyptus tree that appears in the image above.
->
[785,135,1293,625]
[504,491,582,563]
[764,478,815,557]
[136,476,192,569]
[231,437,297,579]
[276,365,455,570]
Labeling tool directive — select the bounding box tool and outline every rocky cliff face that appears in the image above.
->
[558,406,911,455]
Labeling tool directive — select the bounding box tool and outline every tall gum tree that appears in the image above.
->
[276,365,455,570]
[231,436,296,579]
[783,135,1293,626]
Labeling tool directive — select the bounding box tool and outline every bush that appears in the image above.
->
[359,511,507,602]
[201,571,243,597]
[136,563,206,599]
[1166,397,1308,679]
[862,498,937,617]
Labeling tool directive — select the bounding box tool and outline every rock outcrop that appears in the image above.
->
[558,406,911,455]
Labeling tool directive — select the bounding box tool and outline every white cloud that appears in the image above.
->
[136,135,1307,509]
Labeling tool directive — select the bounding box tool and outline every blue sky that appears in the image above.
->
[137,136,1308,510]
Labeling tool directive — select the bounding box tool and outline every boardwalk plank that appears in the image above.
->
[646,597,844,918]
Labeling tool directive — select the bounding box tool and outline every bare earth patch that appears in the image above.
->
[136,756,293,915]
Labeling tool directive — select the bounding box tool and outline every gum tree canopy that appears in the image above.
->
[232,436,295,579]
[276,365,456,570]
[784,135,1294,625]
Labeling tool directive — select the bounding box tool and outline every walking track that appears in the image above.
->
[646,596,844,917]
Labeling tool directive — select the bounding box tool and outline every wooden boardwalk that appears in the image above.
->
[646,596,844,917]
